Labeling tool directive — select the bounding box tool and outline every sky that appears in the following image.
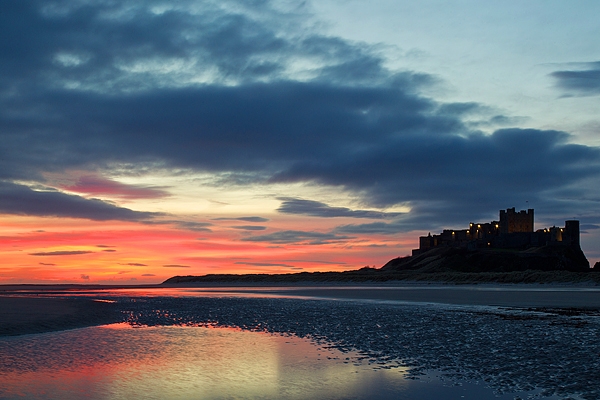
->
[1,0,600,284]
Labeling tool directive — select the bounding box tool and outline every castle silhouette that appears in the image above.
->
[413,208,580,256]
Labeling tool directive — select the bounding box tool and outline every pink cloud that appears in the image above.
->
[62,175,169,199]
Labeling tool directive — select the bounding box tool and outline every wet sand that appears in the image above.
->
[0,296,119,336]
[1,283,599,336]
[253,285,600,308]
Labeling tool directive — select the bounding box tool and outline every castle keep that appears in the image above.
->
[413,208,580,256]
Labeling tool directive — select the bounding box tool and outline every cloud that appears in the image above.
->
[174,221,213,232]
[581,224,600,230]
[240,230,353,245]
[163,264,192,268]
[234,261,296,268]
[277,197,403,219]
[30,250,93,256]
[102,249,116,252]
[141,273,156,277]
[120,263,148,267]
[272,128,600,222]
[80,274,90,280]
[335,221,408,235]
[0,181,160,221]
[551,62,600,96]
[283,259,347,265]
[0,0,599,233]
[212,216,269,222]
[96,245,115,248]
[61,175,170,199]
[39,262,56,266]
[231,225,267,231]
[117,270,131,274]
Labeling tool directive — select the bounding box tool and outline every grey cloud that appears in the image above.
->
[0,0,599,233]
[240,230,353,245]
[120,263,148,266]
[30,251,93,256]
[0,181,159,221]
[551,62,600,96]
[277,197,403,219]
[335,221,408,235]
[437,102,485,116]
[283,259,347,265]
[272,128,600,220]
[0,0,391,95]
[231,225,267,231]
[176,221,213,232]
[581,224,600,230]
[145,220,213,232]
[142,273,156,276]
[212,216,269,222]
[234,262,296,268]
[163,264,191,268]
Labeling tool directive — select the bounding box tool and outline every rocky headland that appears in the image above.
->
[164,245,599,285]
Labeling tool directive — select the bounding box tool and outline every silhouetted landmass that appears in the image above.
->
[166,208,598,285]
[164,245,598,285]
[383,245,590,274]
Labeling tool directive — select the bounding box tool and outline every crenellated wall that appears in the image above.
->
[413,208,581,256]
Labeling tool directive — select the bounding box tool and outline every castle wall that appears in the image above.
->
[414,208,581,254]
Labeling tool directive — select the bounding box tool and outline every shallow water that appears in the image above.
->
[0,324,538,400]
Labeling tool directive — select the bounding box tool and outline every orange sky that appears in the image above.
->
[0,201,415,284]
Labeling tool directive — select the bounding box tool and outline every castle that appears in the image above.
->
[413,208,580,256]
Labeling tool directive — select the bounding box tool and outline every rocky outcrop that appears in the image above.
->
[163,245,594,285]
[382,245,590,273]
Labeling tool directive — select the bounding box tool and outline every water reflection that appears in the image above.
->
[0,324,406,400]
[0,324,553,399]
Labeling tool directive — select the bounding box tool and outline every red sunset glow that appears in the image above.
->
[0,204,412,284]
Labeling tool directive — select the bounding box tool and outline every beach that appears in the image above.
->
[1,284,600,399]
[2,283,599,336]
[0,296,119,336]
[253,284,600,308]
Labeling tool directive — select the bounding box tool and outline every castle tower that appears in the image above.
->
[563,220,580,248]
[499,208,534,234]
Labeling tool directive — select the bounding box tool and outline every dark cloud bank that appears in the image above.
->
[0,181,158,221]
[551,62,600,96]
[1,0,599,230]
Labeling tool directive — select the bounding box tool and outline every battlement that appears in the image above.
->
[499,207,534,233]
[413,208,580,256]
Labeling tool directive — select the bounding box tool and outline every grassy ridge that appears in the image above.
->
[164,268,600,285]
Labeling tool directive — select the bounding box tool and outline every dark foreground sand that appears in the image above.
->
[0,296,119,336]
